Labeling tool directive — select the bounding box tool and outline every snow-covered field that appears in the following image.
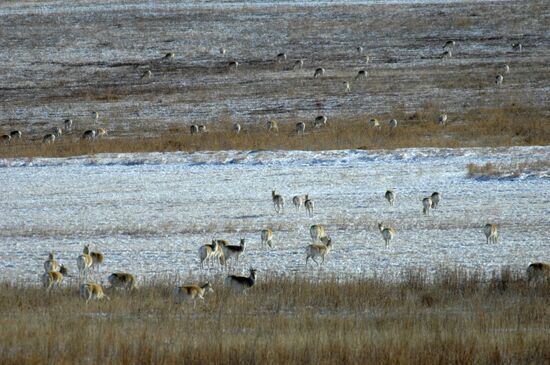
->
[1,146,549,283]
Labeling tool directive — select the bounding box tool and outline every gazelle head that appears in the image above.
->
[249,268,257,279]
[48,252,54,260]
[378,223,384,231]
[83,244,90,254]
[240,238,245,247]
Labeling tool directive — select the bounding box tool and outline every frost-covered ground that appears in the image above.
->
[1,146,549,283]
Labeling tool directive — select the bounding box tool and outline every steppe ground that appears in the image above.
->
[0,0,548,156]
[1,1,550,364]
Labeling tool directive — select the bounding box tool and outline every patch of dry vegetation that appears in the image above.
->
[1,105,548,158]
[467,160,550,179]
[1,268,550,364]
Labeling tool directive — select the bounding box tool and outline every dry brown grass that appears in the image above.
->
[1,268,550,364]
[467,159,550,179]
[1,105,548,158]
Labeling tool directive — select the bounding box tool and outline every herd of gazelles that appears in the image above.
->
[0,40,523,146]
[39,186,547,305]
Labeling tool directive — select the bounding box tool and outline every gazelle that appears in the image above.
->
[44,252,60,273]
[304,194,314,217]
[314,115,327,128]
[82,130,96,140]
[198,125,207,133]
[228,61,239,71]
[51,127,63,137]
[443,40,456,49]
[80,283,109,304]
[357,46,364,55]
[293,59,304,70]
[220,47,227,55]
[313,67,325,78]
[1,135,11,144]
[233,123,241,134]
[42,134,55,144]
[96,128,107,138]
[261,228,273,248]
[164,52,175,60]
[64,119,73,131]
[422,197,432,216]
[438,113,447,126]
[483,223,498,244]
[495,74,504,86]
[440,50,452,59]
[42,265,68,290]
[220,238,246,267]
[343,81,350,92]
[292,195,303,211]
[272,190,284,213]
[173,282,213,307]
[77,246,93,279]
[108,272,136,290]
[141,70,152,79]
[225,268,257,294]
[527,262,550,282]
[310,224,327,243]
[511,43,522,52]
[385,190,395,206]
[199,240,219,269]
[10,130,22,140]
[305,237,333,266]
[355,69,367,80]
[430,192,441,209]
[267,120,279,133]
[296,122,306,134]
[276,52,287,62]
[503,64,510,74]
[84,245,104,271]
[378,223,396,247]
[389,119,398,130]
[92,111,99,122]
[190,124,199,134]
[369,118,381,129]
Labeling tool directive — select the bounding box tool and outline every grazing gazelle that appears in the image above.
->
[495,74,504,86]
[440,50,452,59]
[80,283,109,304]
[305,237,333,267]
[356,46,364,54]
[310,224,327,243]
[64,119,73,131]
[190,125,199,134]
[267,120,279,133]
[84,244,104,272]
[42,134,56,144]
[173,282,213,307]
[261,228,273,248]
[77,246,93,279]
[313,67,325,78]
[378,223,396,247]
[92,111,99,122]
[108,272,136,290]
[304,194,314,217]
[51,127,63,137]
[292,195,304,211]
[296,122,306,134]
[198,240,219,269]
[430,192,441,209]
[503,64,510,74]
[293,59,304,70]
[82,130,96,140]
[233,123,241,134]
[272,190,284,213]
[1,135,11,144]
[314,115,327,128]
[355,69,367,80]
[219,47,227,55]
[369,118,381,129]
[483,223,498,244]
[10,130,22,140]
[389,119,398,130]
[44,252,60,273]
[276,52,287,62]
[225,268,257,294]
[198,125,207,133]
[526,262,550,282]
[443,40,456,49]
[141,70,153,79]
[164,52,175,60]
[96,128,107,138]
[511,43,522,52]
[422,197,432,216]
[42,266,68,290]
[385,190,395,206]
[221,238,246,267]
[438,113,448,126]
[343,81,350,92]
[228,61,239,71]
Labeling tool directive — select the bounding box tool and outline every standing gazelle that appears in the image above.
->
[108,272,136,290]
[369,118,381,129]
[495,74,504,86]
[430,192,441,209]
[310,224,327,244]
[527,263,550,283]
[314,115,327,128]
[422,197,432,216]
[42,134,56,144]
[305,237,333,267]
[84,244,104,272]
[44,252,60,273]
[355,70,367,80]
[293,59,304,70]
[292,195,304,211]
[80,283,109,304]
[378,223,396,247]
[77,246,93,279]
[296,122,306,134]
[304,194,314,217]
[233,123,241,134]
[261,228,274,248]
[1,135,11,144]
[385,190,395,206]
[275,52,287,63]
[389,119,398,130]
[173,282,213,307]
[220,238,246,267]
[228,61,239,71]
[10,130,22,140]
[483,224,498,244]
[438,113,448,126]
[267,120,279,133]
[64,119,73,131]
[42,266,68,290]
[225,268,257,294]
[198,240,219,269]
[313,67,325,78]
[272,190,284,213]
